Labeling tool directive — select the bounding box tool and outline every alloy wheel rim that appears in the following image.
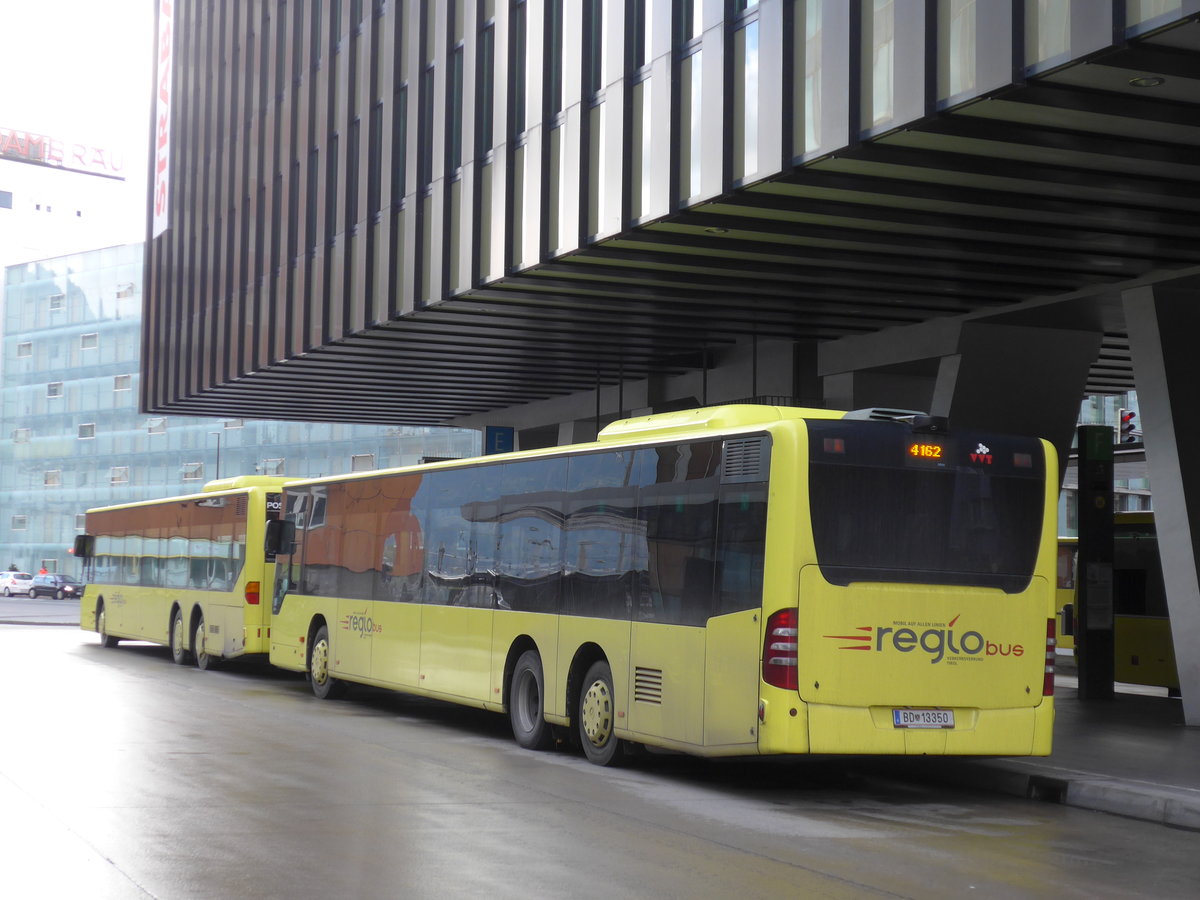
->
[581,679,612,747]
[312,641,328,685]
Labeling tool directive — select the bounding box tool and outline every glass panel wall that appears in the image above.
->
[0,245,479,575]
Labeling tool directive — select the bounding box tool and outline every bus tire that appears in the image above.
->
[510,649,553,751]
[170,609,190,665]
[193,613,217,671]
[578,660,625,767]
[309,625,344,699]
[97,602,119,649]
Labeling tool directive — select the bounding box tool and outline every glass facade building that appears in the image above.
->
[1,244,480,575]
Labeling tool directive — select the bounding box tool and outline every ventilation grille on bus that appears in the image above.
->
[634,667,663,705]
[723,436,769,483]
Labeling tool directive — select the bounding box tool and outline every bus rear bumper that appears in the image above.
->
[759,697,1054,756]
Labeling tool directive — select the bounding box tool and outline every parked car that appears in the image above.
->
[29,573,85,599]
[0,571,34,596]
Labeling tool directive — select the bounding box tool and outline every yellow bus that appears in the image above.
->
[266,405,1059,764]
[1056,512,1179,690]
[76,476,291,669]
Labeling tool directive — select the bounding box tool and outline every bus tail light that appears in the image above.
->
[763,609,799,691]
[1043,618,1056,696]
[246,581,261,605]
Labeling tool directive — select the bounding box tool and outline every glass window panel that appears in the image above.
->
[306,480,386,601]
[806,420,1045,593]
[1128,0,1182,28]
[478,23,495,155]
[1025,0,1070,67]
[715,482,768,615]
[865,0,894,127]
[938,0,977,100]
[637,442,721,626]
[496,458,567,612]
[563,450,644,620]
[680,52,702,199]
[421,467,501,607]
[379,473,426,602]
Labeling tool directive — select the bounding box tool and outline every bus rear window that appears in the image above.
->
[807,420,1045,594]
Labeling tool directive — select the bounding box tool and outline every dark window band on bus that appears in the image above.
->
[282,436,771,626]
[83,494,253,592]
[806,420,1045,594]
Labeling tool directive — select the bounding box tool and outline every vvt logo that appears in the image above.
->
[970,442,993,465]
[824,614,1023,664]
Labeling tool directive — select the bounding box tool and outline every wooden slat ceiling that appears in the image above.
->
[181,17,1200,424]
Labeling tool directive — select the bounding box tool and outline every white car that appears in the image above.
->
[0,572,34,596]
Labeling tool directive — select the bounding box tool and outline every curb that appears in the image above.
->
[895,757,1200,832]
[0,619,80,626]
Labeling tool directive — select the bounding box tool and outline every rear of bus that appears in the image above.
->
[78,479,286,662]
[758,415,1057,757]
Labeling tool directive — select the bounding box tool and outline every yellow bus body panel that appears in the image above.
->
[372,601,423,689]
[702,609,762,749]
[418,606,493,702]
[268,592,315,673]
[1114,615,1179,689]
[627,621,707,745]
[554,617,631,722]
[490,611,560,715]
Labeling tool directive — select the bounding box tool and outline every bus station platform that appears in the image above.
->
[876,667,1200,832]
[3,599,1197,830]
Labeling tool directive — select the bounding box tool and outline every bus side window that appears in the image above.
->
[638,441,721,627]
[715,483,768,616]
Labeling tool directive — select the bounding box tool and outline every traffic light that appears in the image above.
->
[1118,408,1137,443]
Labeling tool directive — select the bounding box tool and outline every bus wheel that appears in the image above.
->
[170,609,189,665]
[510,650,553,751]
[97,603,119,649]
[194,613,217,671]
[309,625,345,699]
[578,660,624,767]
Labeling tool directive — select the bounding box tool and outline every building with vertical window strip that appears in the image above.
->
[141,0,1200,722]
[144,0,1200,439]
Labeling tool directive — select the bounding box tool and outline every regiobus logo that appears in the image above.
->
[823,614,1024,664]
[340,612,382,638]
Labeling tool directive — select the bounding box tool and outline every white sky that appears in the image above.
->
[1,0,156,263]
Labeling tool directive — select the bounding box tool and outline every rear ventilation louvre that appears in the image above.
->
[634,667,663,704]
[723,436,769,483]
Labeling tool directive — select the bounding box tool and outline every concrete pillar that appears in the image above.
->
[1123,282,1200,724]
[929,323,1101,471]
[822,366,941,413]
[820,319,1100,469]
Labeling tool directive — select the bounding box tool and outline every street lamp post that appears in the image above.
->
[209,431,222,480]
